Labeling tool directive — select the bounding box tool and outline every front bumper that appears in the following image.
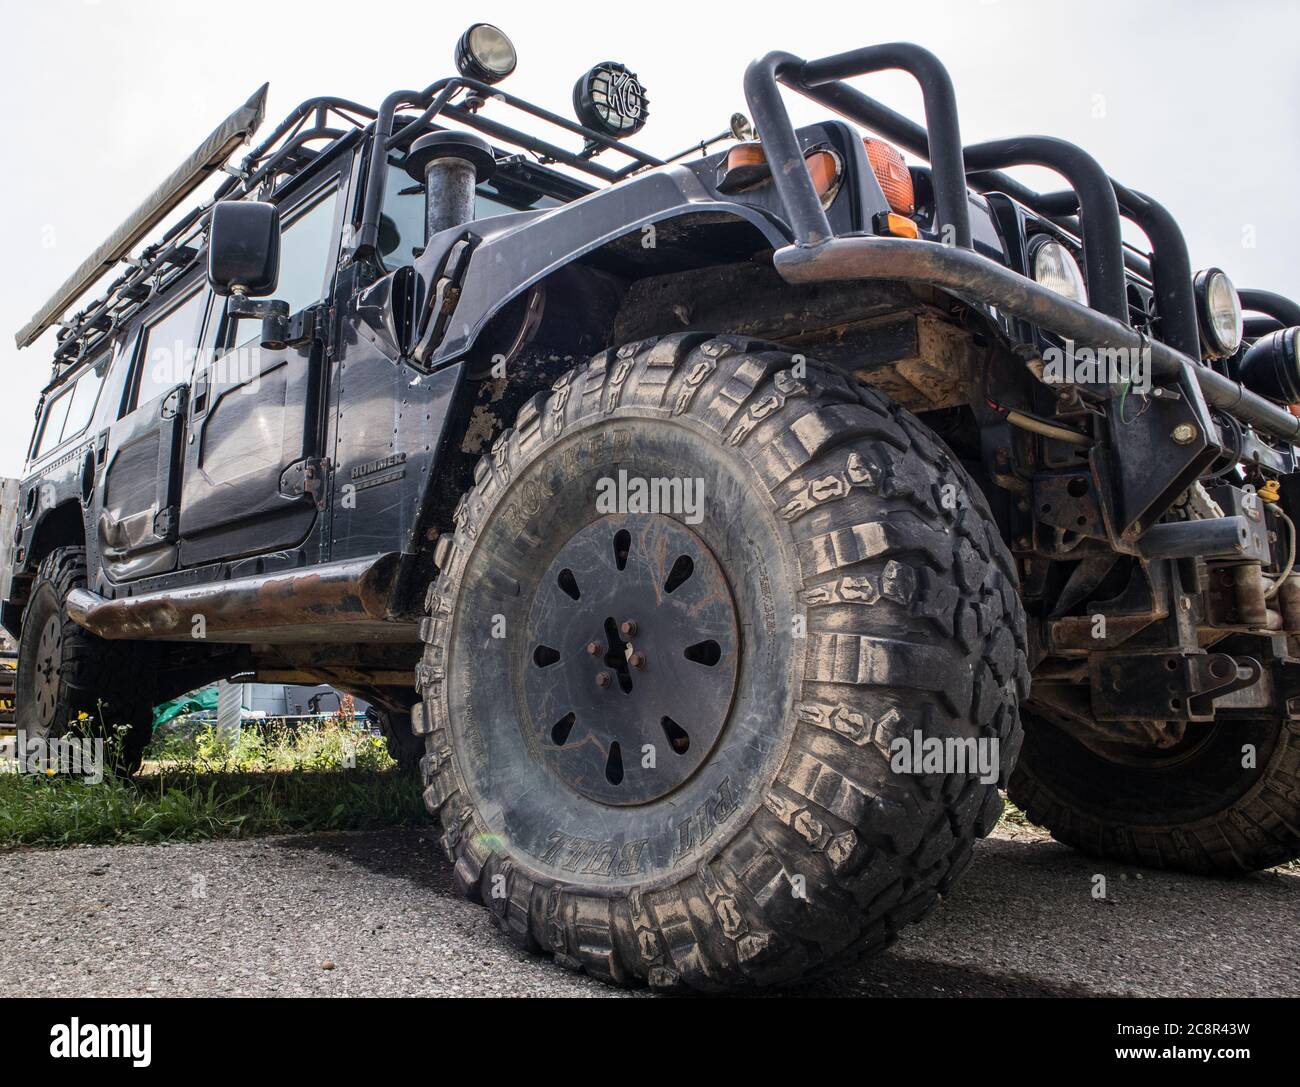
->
[774,235,1300,446]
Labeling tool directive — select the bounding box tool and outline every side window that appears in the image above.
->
[62,360,107,439]
[378,163,561,269]
[226,186,340,349]
[32,391,72,461]
[128,287,209,411]
[31,356,110,460]
[379,163,425,268]
[275,186,341,314]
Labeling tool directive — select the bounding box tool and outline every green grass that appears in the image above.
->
[998,798,1034,829]
[0,718,425,851]
[147,714,395,775]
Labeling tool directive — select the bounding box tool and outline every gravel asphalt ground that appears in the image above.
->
[1,823,1296,998]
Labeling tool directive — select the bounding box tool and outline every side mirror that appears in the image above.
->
[208,202,281,298]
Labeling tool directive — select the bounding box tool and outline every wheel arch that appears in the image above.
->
[460,207,788,366]
[405,210,795,600]
[4,500,88,635]
[28,501,87,569]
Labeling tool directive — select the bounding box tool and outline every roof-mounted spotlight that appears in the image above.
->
[455,24,517,85]
[573,61,649,138]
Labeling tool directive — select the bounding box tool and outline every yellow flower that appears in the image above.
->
[76,712,91,722]
[45,768,56,777]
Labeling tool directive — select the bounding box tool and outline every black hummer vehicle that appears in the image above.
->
[6,25,1300,989]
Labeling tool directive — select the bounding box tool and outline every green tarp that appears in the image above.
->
[153,685,219,728]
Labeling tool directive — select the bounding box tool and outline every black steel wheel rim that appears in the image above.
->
[522,513,740,806]
[33,614,62,729]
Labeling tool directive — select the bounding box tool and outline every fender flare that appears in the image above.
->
[426,165,791,370]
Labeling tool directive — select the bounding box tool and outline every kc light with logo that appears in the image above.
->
[573,61,650,138]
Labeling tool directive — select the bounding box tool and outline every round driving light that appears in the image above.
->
[1238,327,1300,404]
[1195,268,1244,358]
[455,24,517,85]
[1031,236,1089,306]
[573,62,649,138]
[729,113,755,141]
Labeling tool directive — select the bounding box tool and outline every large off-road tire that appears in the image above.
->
[375,706,424,773]
[1009,711,1300,875]
[416,334,1028,990]
[16,547,155,773]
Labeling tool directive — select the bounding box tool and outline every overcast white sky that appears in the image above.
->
[2,0,1297,476]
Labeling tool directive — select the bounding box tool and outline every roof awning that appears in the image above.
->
[15,83,269,350]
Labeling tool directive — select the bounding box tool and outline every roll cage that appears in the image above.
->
[21,73,652,396]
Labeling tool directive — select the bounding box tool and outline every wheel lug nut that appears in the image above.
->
[586,642,602,657]
[621,620,638,637]
[630,652,647,669]
[595,672,611,689]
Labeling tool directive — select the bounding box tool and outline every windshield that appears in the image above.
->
[378,159,561,268]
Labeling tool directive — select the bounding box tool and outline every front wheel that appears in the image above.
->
[416,334,1028,990]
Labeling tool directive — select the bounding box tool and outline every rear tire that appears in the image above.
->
[417,334,1028,990]
[375,706,424,773]
[15,547,154,773]
[1009,711,1300,874]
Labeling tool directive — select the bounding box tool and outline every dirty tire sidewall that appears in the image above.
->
[453,418,796,889]
[17,581,65,739]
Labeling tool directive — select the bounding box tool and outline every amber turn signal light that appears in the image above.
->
[872,211,919,240]
[804,149,842,205]
[719,141,771,191]
[721,143,841,206]
[726,142,766,171]
[864,138,915,215]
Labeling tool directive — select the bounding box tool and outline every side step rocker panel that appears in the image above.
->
[65,554,416,645]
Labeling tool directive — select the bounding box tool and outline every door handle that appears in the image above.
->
[192,367,211,418]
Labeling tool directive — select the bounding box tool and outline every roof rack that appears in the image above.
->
[19,74,665,375]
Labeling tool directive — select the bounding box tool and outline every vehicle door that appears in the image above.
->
[178,170,347,568]
[96,283,211,581]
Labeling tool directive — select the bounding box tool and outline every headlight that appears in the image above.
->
[1239,327,1300,404]
[1194,268,1244,358]
[455,24,517,85]
[1031,237,1089,307]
